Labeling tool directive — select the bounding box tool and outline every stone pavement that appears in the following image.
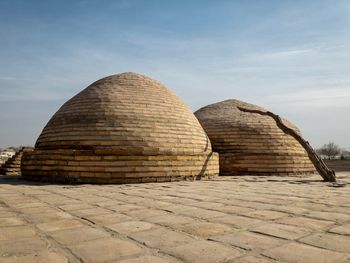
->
[0,173,349,263]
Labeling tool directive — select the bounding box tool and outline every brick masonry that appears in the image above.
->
[195,99,317,175]
[0,147,33,176]
[21,73,219,183]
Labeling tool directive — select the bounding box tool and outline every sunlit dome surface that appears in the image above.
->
[195,99,316,175]
[22,72,219,183]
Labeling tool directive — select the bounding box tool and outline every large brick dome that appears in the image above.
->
[22,73,218,183]
[195,99,316,175]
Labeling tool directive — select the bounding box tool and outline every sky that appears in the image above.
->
[0,0,349,149]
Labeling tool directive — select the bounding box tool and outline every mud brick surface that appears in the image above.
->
[21,73,219,183]
[195,100,317,175]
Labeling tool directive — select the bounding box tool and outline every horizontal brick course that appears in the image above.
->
[195,99,317,175]
[22,72,219,183]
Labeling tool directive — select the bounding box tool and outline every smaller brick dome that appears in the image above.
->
[195,99,316,175]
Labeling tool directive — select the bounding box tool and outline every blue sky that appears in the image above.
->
[0,0,349,148]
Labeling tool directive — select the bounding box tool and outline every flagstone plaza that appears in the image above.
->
[1,173,349,263]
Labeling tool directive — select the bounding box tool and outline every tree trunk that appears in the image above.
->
[237,106,336,182]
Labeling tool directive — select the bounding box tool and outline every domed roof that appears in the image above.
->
[22,73,219,183]
[36,72,211,155]
[195,99,300,136]
[195,99,316,175]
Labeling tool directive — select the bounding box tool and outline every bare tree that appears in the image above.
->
[318,142,342,160]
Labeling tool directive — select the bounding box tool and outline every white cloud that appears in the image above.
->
[0,76,16,81]
[251,49,315,60]
[263,87,350,108]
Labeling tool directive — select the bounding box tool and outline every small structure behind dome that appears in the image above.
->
[195,99,316,176]
[22,73,219,183]
[0,147,33,176]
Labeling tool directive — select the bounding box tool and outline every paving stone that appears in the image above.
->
[340,256,350,263]
[0,217,26,227]
[263,242,348,263]
[10,202,44,209]
[18,206,57,214]
[0,237,47,257]
[82,196,112,204]
[37,219,84,232]
[167,197,200,206]
[70,207,113,217]
[244,210,290,220]
[216,205,255,215]
[0,212,18,218]
[129,227,194,250]
[85,213,132,225]
[178,207,226,219]
[107,221,156,235]
[159,204,193,214]
[299,233,350,253]
[269,205,309,215]
[38,198,75,206]
[212,231,285,250]
[225,201,272,211]
[328,224,350,235]
[49,226,110,245]
[71,237,143,263]
[116,255,173,263]
[146,214,196,227]
[227,255,275,263]
[169,240,241,263]
[2,199,38,208]
[124,209,171,220]
[1,174,350,262]
[179,222,233,238]
[59,203,94,211]
[277,216,334,230]
[107,204,144,213]
[0,251,68,263]
[0,226,36,241]
[25,211,73,223]
[192,201,225,210]
[250,222,311,240]
[95,200,125,208]
[211,214,262,229]
[306,211,350,222]
[137,201,173,210]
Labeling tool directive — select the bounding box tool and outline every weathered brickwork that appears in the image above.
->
[195,100,316,175]
[0,147,33,176]
[21,73,219,183]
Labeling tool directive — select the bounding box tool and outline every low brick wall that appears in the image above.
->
[22,150,219,183]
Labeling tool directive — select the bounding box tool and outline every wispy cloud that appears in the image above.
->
[252,49,315,60]
[0,76,16,81]
[263,87,350,108]
[0,0,349,147]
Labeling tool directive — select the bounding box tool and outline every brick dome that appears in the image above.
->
[195,99,316,175]
[22,73,218,183]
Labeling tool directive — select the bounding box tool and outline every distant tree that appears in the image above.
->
[341,149,350,160]
[315,148,323,156]
[318,142,342,160]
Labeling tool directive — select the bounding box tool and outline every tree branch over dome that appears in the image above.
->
[237,106,336,182]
